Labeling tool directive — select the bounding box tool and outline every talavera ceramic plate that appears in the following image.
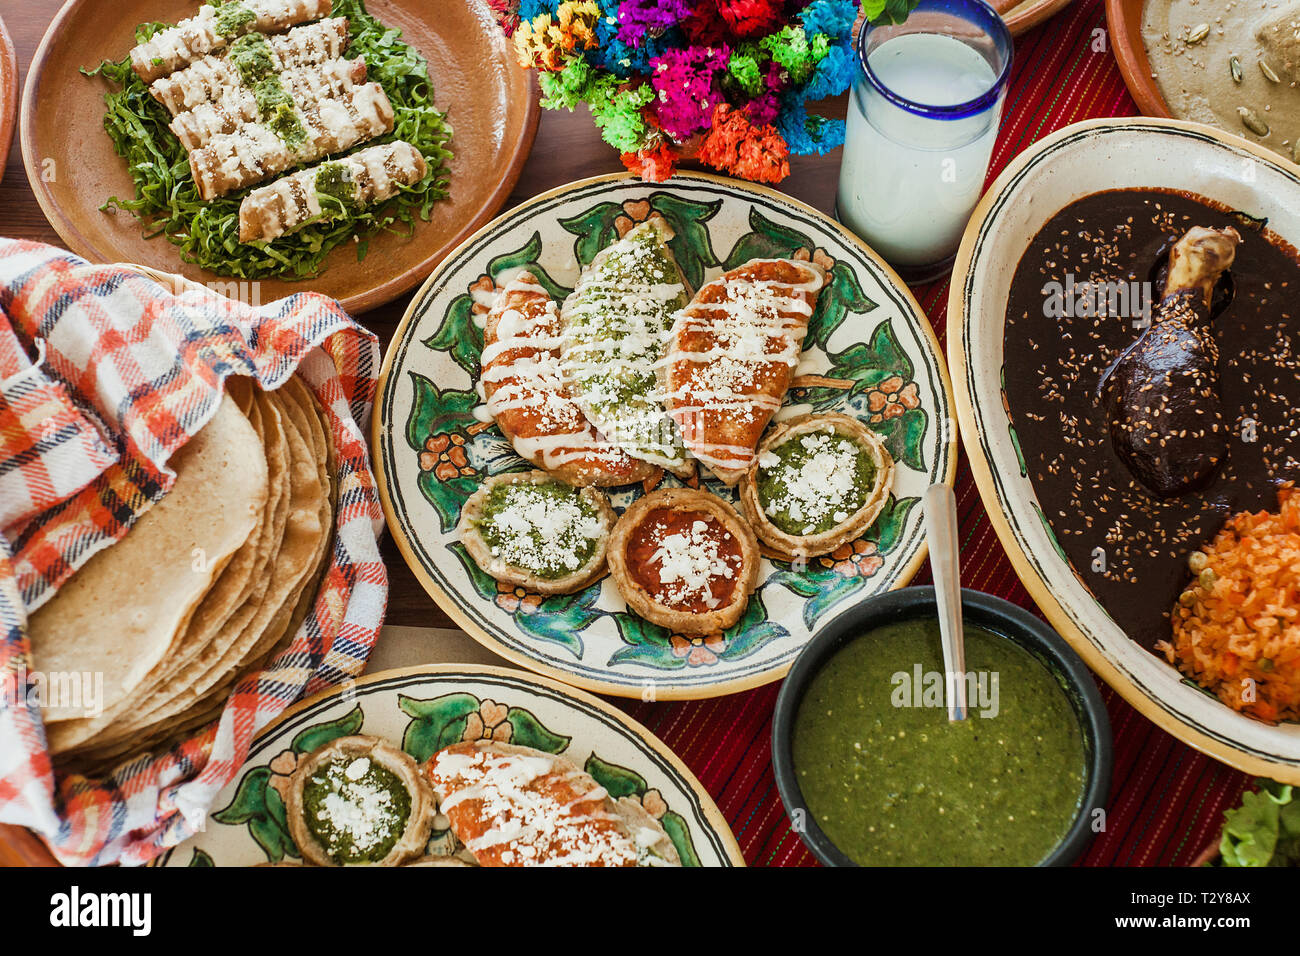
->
[950,117,1300,784]
[157,665,744,867]
[375,171,957,700]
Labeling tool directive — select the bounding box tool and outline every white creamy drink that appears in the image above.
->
[838,31,1001,269]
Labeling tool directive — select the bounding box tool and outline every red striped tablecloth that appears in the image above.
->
[615,0,1251,867]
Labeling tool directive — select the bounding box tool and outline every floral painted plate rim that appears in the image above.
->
[374,171,958,700]
[156,663,746,867]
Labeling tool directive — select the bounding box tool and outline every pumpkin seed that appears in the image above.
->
[1239,106,1270,136]
[1260,59,1281,84]
[1187,23,1210,44]
[1230,56,1243,83]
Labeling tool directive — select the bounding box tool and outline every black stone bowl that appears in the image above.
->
[771,586,1113,867]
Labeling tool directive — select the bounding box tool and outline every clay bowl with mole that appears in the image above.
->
[949,117,1300,784]
[771,586,1112,867]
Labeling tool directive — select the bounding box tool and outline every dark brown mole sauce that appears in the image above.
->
[1003,189,1300,650]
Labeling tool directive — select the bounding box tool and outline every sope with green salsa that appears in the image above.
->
[756,430,877,536]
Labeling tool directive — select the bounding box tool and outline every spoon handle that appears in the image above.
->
[924,484,967,721]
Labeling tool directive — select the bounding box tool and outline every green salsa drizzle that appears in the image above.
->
[227,32,276,85]
[301,757,412,864]
[793,620,1088,866]
[562,224,689,467]
[757,431,876,536]
[252,75,307,150]
[315,161,358,209]
[213,1,256,37]
[477,482,601,580]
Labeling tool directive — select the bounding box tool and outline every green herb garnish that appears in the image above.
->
[1215,779,1300,867]
[228,32,276,85]
[213,1,257,38]
[82,0,453,279]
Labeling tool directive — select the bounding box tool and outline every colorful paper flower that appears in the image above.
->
[650,45,732,140]
[696,103,791,183]
[514,0,601,72]
[679,0,731,46]
[716,0,784,39]
[760,25,829,85]
[777,94,845,156]
[616,0,694,45]
[800,40,855,101]
[488,0,522,36]
[799,0,857,40]
[495,0,869,183]
[620,143,679,182]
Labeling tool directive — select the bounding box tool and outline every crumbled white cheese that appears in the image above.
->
[647,519,737,609]
[761,431,867,534]
[483,484,603,575]
[431,748,640,867]
[311,759,404,857]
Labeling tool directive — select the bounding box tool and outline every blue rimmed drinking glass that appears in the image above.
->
[836,0,1013,284]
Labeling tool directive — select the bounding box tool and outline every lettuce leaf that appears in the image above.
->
[861,0,922,25]
[1218,779,1300,867]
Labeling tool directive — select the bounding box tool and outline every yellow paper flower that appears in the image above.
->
[514,1,600,71]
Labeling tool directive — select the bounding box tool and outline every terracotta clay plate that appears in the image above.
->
[1000,0,1076,36]
[0,14,16,184]
[20,0,539,313]
[1105,0,1173,118]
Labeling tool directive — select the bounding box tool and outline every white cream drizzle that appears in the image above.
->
[663,260,822,472]
[559,223,690,470]
[480,275,632,471]
[430,747,640,866]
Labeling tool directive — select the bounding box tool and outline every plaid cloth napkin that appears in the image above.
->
[0,239,388,866]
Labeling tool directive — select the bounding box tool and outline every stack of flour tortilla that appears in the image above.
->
[27,377,335,773]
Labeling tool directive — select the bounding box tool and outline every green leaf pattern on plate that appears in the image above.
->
[207,695,699,866]
[405,194,932,667]
[210,704,368,864]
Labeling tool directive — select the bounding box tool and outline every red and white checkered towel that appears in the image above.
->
[0,239,388,866]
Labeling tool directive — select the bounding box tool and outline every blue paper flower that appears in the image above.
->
[777,94,845,155]
[799,0,858,41]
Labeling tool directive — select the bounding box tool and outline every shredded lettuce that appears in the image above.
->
[1216,779,1300,867]
[83,0,453,279]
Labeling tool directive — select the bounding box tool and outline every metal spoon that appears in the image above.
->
[924,483,967,721]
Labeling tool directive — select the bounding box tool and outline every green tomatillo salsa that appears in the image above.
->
[792,619,1088,865]
[228,32,276,85]
[214,1,256,37]
[301,756,413,864]
[757,430,876,536]
[476,481,603,580]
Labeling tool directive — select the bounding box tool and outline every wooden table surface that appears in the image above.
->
[0,0,850,866]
